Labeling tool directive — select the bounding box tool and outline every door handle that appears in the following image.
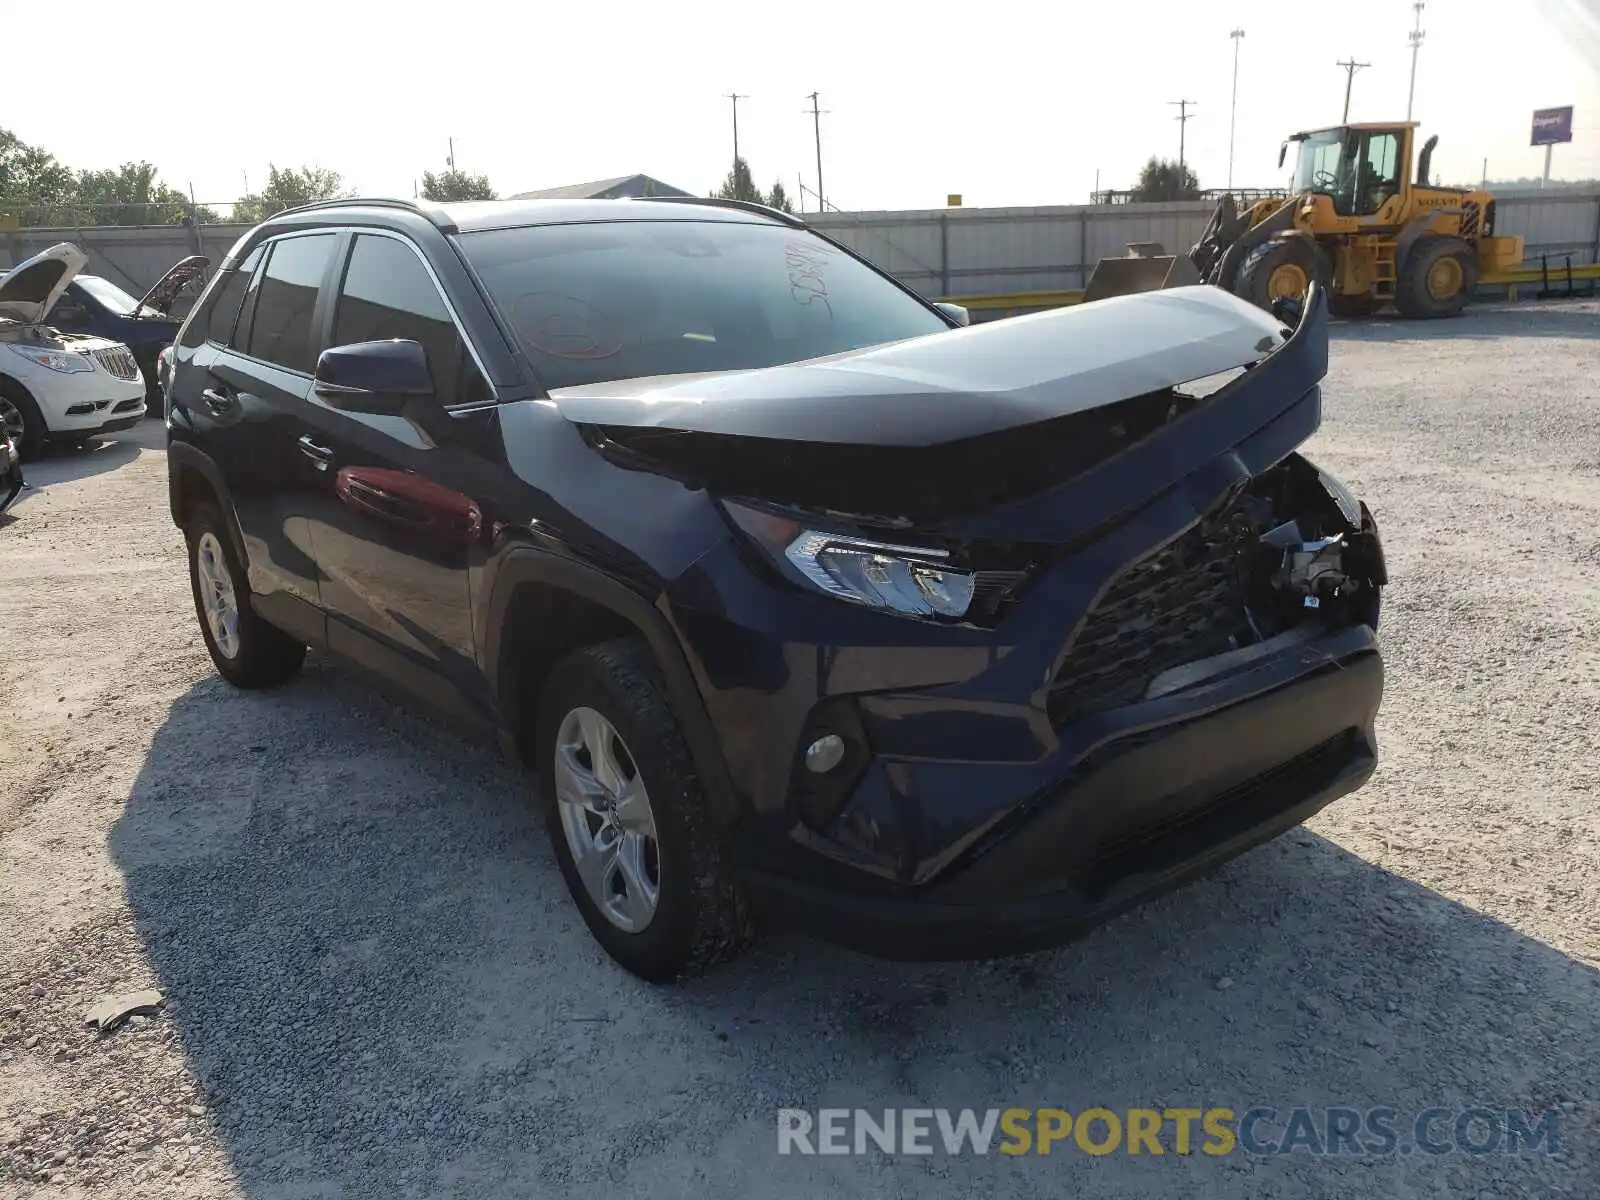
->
[201,387,235,416]
[297,435,335,471]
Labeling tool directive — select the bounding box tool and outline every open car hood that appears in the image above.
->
[0,242,87,325]
[550,285,1290,447]
[136,255,210,317]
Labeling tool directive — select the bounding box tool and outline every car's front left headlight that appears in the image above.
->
[7,344,94,374]
[723,500,975,619]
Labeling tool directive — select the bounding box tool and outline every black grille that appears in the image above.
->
[1047,505,1255,724]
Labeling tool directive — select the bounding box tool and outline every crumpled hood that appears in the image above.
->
[0,242,87,326]
[550,285,1289,447]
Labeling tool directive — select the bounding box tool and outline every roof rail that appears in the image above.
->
[628,195,808,229]
[270,196,452,227]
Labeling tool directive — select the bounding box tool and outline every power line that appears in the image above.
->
[1170,100,1196,173]
[1336,58,1371,122]
[804,92,830,211]
[1406,3,1425,120]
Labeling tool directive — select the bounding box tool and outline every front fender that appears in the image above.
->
[479,543,743,829]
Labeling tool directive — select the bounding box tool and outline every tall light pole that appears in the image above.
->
[1228,29,1245,189]
[805,92,827,211]
[1337,58,1370,121]
[1170,99,1196,174]
[724,93,747,174]
[1406,3,1425,120]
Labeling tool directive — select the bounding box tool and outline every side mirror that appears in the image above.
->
[935,301,971,327]
[1278,142,1288,169]
[313,339,434,415]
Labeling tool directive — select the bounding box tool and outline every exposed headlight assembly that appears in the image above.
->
[7,344,93,374]
[723,500,975,619]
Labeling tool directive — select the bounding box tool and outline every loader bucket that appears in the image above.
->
[1081,253,1202,304]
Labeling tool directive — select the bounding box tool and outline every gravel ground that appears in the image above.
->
[1,302,1597,1199]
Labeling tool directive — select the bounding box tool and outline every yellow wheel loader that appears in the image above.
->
[1089,123,1524,318]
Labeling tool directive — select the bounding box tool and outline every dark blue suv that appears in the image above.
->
[166,196,1386,981]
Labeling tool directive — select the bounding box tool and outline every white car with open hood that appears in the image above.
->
[0,242,147,459]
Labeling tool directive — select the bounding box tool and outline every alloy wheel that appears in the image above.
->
[553,706,661,933]
[195,532,241,659]
[0,396,24,444]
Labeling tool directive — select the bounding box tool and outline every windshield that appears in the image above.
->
[459,220,950,390]
[1291,130,1348,196]
[74,275,149,316]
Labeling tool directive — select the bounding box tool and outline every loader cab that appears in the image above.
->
[1288,123,1415,219]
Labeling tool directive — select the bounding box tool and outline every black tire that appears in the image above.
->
[1235,237,1325,313]
[537,638,752,981]
[0,378,46,461]
[1328,292,1385,318]
[1394,235,1478,319]
[184,500,306,688]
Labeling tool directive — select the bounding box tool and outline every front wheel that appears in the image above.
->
[0,380,46,460]
[184,501,306,688]
[1235,237,1327,313]
[537,639,751,981]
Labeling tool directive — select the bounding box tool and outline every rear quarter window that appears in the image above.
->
[180,247,262,350]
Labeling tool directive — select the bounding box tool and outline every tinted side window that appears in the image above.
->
[187,246,262,350]
[332,234,490,406]
[246,234,336,373]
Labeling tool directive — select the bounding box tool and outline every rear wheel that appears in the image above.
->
[1236,237,1325,312]
[0,379,46,460]
[184,501,306,688]
[1395,235,1478,319]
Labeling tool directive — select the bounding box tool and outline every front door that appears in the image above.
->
[297,231,491,724]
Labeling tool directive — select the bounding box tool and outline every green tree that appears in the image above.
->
[714,156,763,203]
[233,165,349,222]
[420,168,497,202]
[72,162,200,225]
[0,128,75,220]
[765,179,794,213]
[1131,157,1201,202]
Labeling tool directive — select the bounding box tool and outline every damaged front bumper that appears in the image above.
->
[745,632,1381,960]
[656,286,1387,957]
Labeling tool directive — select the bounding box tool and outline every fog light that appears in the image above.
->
[804,734,846,774]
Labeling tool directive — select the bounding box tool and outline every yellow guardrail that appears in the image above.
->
[943,263,1600,315]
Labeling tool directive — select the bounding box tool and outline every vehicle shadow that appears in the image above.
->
[10,417,164,505]
[110,670,1597,1198]
[1331,302,1600,344]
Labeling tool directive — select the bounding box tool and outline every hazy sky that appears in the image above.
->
[10,0,1598,211]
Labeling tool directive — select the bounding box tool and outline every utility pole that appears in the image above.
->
[1406,2,1425,120]
[1228,29,1245,189]
[797,172,805,213]
[1170,100,1196,173]
[805,92,828,210]
[724,93,748,173]
[1337,58,1370,122]
[447,138,455,170]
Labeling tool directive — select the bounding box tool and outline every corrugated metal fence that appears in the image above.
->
[805,191,1600,300]
[2,190,1595,308]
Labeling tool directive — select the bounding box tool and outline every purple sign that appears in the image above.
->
[1531,106,1574,146]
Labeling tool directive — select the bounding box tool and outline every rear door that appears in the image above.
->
[295,230,491,722]
[179,231,340,643]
